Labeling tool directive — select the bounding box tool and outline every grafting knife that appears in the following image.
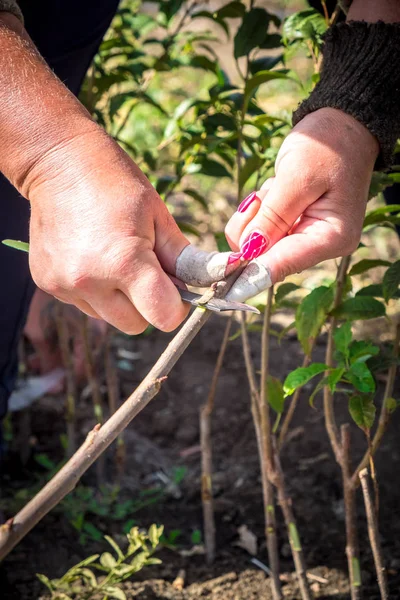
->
[178,288,260,314]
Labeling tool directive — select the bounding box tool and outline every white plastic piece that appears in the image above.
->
[225,258,272,303]
[8,368,65,412]
[176,244,233,287]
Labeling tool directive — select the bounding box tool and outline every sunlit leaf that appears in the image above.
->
[2,239,29,253]
[266,375,285,413]
[333,322,352,359]
[295,286,334,355]
[345,362,375,394]
[283,363,328,396]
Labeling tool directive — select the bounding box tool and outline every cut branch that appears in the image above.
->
[359,468,388,600]
[200,316,232,565]
[0,273,243,560]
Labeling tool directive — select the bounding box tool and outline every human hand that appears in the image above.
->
[225,108,379,302]
[25,128,197,334]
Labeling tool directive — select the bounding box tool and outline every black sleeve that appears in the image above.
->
[292,21,400,169]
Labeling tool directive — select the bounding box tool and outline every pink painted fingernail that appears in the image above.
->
[240,231,268,260]
[227,251,243,265]
[237,192,260,213]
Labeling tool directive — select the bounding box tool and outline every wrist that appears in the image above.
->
[0,16,95,193]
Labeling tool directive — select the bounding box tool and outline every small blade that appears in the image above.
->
[178,288,260,314]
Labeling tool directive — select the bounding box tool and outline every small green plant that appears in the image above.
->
[37,524,163,600]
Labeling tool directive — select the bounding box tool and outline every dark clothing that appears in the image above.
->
[0,0,119,421]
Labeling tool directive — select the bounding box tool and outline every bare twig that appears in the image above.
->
[273,448,312,600]
[0,274,243,560]
[81,313,105,484]
[104,325,125,482]
[200,317,232,565]
[240,312,282,599]
[341,425,362,600]
[55,303,76,457]
[278,354,311,451]
[359,468,388,600]
[324,256,351,465]
[353,322,400,486]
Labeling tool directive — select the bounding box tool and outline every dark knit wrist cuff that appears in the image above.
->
[293,21,400,170]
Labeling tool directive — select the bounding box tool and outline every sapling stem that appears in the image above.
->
[323,255,351,465]
[104,326,125,481]
[353,322,400,486]
[81,313,105,484]
[259,288,282,599]
[0,274,242,560]
[359,468,389,600]
[341,424,362,600]
[240,313,282,599]
[200,317,232,565]
[55,303,76,457]
[278,353,311,451]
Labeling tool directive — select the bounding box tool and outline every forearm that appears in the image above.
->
[348,0,400,23]
[0,13,98,195]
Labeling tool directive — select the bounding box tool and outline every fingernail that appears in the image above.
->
[237,192,260,213]
[240,231,268,260]
[227,251,243,265]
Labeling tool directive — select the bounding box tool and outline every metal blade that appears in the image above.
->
[178,288,260,314]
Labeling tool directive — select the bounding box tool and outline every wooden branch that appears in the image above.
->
[0,272,244,560]
[200,317,232,565]
[324,255,351,465]
[359,468,388,600]
[341,425,362,600]
[240,312,283,600]
[55,303,76,457]
[353,322,400,486]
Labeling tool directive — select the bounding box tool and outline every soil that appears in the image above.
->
[1,314,400,600]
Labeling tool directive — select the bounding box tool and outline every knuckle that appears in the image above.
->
[259,203,290,233]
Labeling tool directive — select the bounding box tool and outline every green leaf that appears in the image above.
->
[238,154,264,190]
[105,535,125,560]
[243,71,287,113]
[102,587,127,600]
[100,552,117,570]
[349,259,391,276]
[83,522,103,541]
[196,157,232,178]
[234,8,271,59]
[266,375,285,413]
[149,523,162,548]
[385,397,398,414]
[295,286,334,355]
[36,573,54,593]
[356,283,400,300]
[327,368,345,393]
[282,9,327,44]
[289,522,302,551]
[216,1,246,19]
[345,362,375,394]
[383,260,400,302]
[332,297,386,321]
[2,239,30,253]
[349,395,376,431]
[259,34,282,49]
[349,340,379,364]
[249,55,283,74]
[333,322,352,359]
[283,363,328,396]
[214,232,231,252]
[275,283,299,305]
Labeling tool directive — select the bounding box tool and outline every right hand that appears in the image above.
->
[25,127,191,334]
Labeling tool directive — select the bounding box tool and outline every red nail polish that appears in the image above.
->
[237,192,260,213]
[240,231,268,260]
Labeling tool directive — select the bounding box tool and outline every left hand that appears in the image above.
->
[225,108,379,300]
